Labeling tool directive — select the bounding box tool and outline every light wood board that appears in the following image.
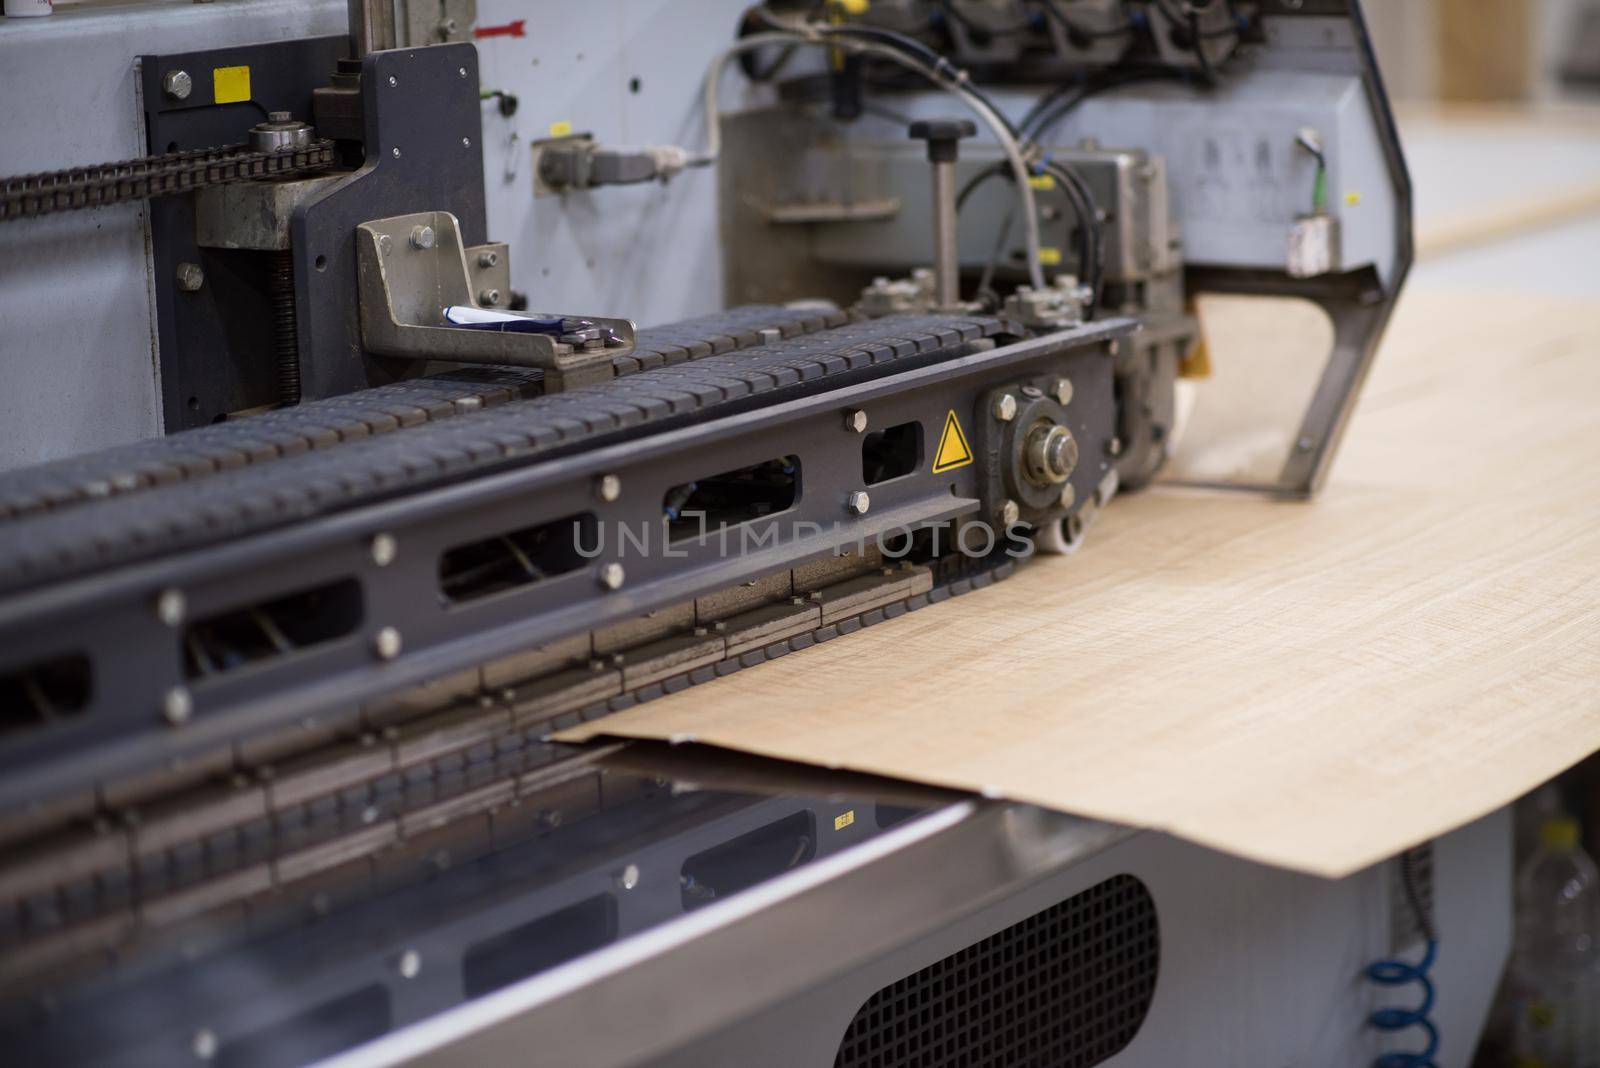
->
[560,289,1600,878]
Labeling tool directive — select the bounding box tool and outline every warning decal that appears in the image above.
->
[932,410,974,473]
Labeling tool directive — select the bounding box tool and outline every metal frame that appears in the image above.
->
[0,321,1130,813]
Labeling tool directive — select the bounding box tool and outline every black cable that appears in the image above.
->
[1189,9,1219,85]
[956,159,1099,318]
[1042,159,1102,315]
[1026,66,1191,144]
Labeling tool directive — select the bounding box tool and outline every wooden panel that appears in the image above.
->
[560,289,1600,878]
[1438,0,1535,102]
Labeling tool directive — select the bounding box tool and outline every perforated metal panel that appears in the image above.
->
[835,874,1159,1068]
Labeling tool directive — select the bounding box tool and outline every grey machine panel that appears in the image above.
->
[0,0,349,471]
[320,802,1510,1068]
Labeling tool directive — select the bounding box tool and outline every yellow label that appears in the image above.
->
[932,410,974,473]
[549,120,573,137]
[212,66,251,105]
[1345,190,1362,206]
[834,0,870,13]
[1038,246,1063,266]
[834,809,856,831]
[1028,174,1056,191]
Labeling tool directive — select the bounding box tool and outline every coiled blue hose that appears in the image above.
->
[1366,939,1440,1068]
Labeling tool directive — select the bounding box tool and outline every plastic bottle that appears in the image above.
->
[1512,815,1600,1068]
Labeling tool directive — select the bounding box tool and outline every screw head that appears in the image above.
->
[175,262,204,292]
[388,75,398,87]
[618,863,640,891]
[162,70,193,101]
[1059,483,1076,509]
[598,562,625,590]
[477,250,499,268]
[1000,499,1020,527]
[163,687,193,727]
[391,146,402,159]
[1053,378,1074,406]
[595,474,622,503]
[843,409,868,434]
[992,393,1018,422]
[459,66,468,78]
[155,588,186,628]
[192,1028,218,1061]
[377,233,393,257]
[847,490,871,516]
[462,136,472,148]
[1107,437,1123,457]
[369,532,397,567]
[478,288,502,307]
[398,949,421,979]
[374,626,402,660]
[409,225,435,250]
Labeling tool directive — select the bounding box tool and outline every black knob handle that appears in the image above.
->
[908,118,977,163]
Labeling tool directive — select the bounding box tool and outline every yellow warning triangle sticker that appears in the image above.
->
[932,410,974,473]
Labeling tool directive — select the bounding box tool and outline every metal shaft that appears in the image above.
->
[930,159,959,310]
[347,0,397,59]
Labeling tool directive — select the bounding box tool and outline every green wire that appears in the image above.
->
[1312,165,1327,214]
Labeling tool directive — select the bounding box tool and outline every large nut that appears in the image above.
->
[1023,423,1079,486]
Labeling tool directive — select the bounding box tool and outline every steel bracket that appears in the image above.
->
[355,210,634,389]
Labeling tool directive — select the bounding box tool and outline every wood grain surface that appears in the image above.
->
[560,289,1600,877]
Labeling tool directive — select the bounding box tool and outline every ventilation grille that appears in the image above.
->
[835,873,1159,1068]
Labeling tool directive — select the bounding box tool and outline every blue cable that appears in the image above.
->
[1365,939,1440,1068]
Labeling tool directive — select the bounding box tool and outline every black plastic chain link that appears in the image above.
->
[0,139,338,221]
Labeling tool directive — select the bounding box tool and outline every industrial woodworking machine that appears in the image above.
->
[0,2,1508,1065]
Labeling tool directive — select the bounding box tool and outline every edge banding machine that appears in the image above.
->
[0,2,1507,1065]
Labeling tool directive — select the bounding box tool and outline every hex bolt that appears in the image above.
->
[162,70,193,101]
[192,1028,218,1061]
[409,225,435,250]
[1024,423,1079,486]
[478,288,502,307]
[992,393,1018,422]
[1107,340,1122,357]
[617,863,641,891]
[843,409,869,434]
[847,491,871,516]
[595,474,622,503]
[267,109,291,123]
[999,499,1021,527]
[1053,378,1074,406]
[477,250,499,268]
[398,949,421,979]
[155,588,186,628]
[1059,483,1076,509]
[373,626,402,660]
[176,262,205,292]
[163,687,193,727]
[598,562,625,590]
[369,532,397,567]
[1107,437,1124,457]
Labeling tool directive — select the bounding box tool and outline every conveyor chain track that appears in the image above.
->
[0,304,846,531]
[0,140,339,221]
[0,311,997,594]
[0,548,1017,994]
